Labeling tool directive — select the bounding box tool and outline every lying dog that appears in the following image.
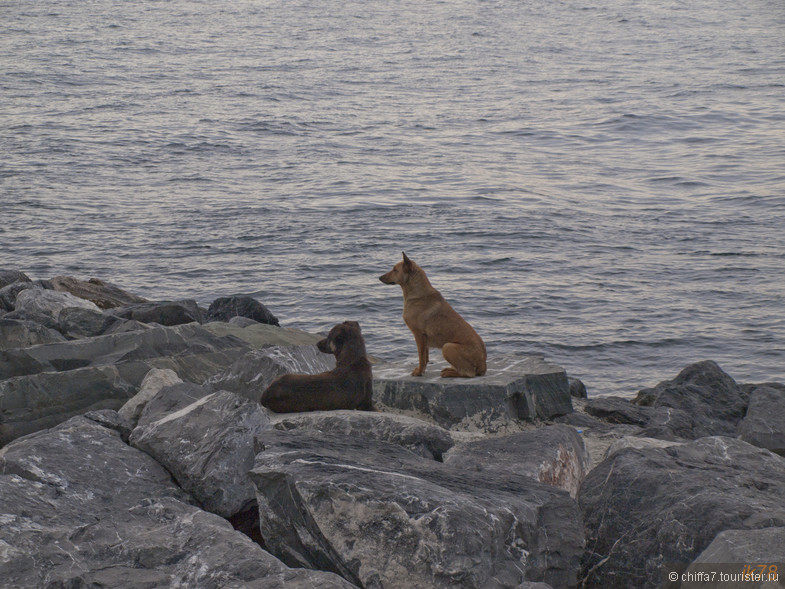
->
[260,321,373,413]
[379,252,487,378]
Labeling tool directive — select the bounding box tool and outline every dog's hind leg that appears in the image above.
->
[441,342,480,378]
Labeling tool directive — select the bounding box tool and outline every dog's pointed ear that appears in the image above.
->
[402,251,412,267]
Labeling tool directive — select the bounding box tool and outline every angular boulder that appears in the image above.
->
[11,287,101,322]
[0,318,66,350]
[0,325,251,446]
[0,416,353,589]
[0,282,38,311]
[273,409,455,460]
[0,269,31,289]
[579,437,785,589]
[207,295,280,326]
[443,424,590,498]
[737,384,785,455]
[0,323,249,379]
[130,390,272,518]
[109,299,204,326]
[207,345,334,402]
[119,367,183,426]
[49,275,149,309]
[373,354,573,431]
[251,429,584,588]
[682,528,785,588]
[632,361,747,439]
[136,381,214,426]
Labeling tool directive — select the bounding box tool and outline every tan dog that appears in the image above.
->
[379,252,487,378]
[260,321,373,412]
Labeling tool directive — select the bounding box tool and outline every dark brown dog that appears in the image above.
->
[260,321,373,413]
[379,252,487,378]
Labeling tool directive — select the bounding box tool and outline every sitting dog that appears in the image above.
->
[379,252,487,378]
[260,320,373,413]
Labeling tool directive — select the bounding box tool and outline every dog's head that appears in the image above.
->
[379,252,416,285]
[317,321,365,360]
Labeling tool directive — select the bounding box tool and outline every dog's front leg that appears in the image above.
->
[412,332,428,376]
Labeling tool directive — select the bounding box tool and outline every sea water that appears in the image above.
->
[2,0,784,396]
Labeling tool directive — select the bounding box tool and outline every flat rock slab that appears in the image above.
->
[272,409,455,460]
[373,354,573,431]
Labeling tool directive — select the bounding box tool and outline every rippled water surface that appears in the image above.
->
[3,0,784,396]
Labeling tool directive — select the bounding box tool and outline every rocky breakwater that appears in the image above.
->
[2,268,784,588]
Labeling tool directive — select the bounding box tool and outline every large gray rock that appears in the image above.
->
[682,528,785,588]
[207,345,335,402]
[11,287,101,323]
[251,429,584,588]
[273,409,455,460]
[0,282,38,311]
[49,275,148,309]
[0,269,31,289]
[0,416,354,589]
[632,360,747,440]
[443,424,590,498]
[119,367,184,426]
[737,384,785,455]
[579,436,785,589]
[136,381,214,427]
[55,305,128,339]
[207,295,279,326]
[0,322,249,379]
[202,321,324,347]
[109,298,204,326]
[373,354,573,431]
[0,325,251,446]
[130,390,272,518]
[0,318,66,350]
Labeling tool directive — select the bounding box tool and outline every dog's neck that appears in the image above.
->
[401,266,439,300]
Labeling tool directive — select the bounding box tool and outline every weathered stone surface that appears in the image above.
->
[568,377,587,398]
[136,382,214,427]
[373,354,573,431]
[444,424,590,498]
[0,325,251,446]
[55,305,126,339]
[83,408,134,442]
[110,299,204,326]
[632,360,747,440]
[737,384,785,456]
[12,287,101,322]
[0,282,38,311]
[207,345,334,402]
[273,409,455,460]
[602,435,683,459]
[131,390,272,518]
[0,318,66,350]
[207,295,280,325]
[119,367,183,426]
[0,416,354,589]
[49,275,149,309]
[0,323,249,379]
[203,321,323,348]
[0,364,143,446]
[0,269,31,289]
[579,437,785,589]
[585,396,652,426]
[682,528,785,589]
[251,429,584,589]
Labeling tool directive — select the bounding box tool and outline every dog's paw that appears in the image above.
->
[411,367,424,377]
[440,368,460,378]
